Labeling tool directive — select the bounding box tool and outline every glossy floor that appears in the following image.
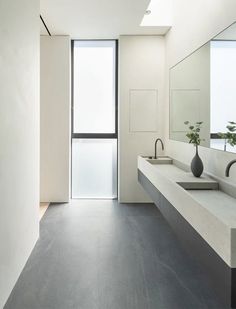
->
[5,200,226,309]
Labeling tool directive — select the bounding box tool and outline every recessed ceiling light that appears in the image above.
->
[145,10,151,15]
[141,0,173,27]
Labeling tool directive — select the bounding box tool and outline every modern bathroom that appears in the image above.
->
[1,0,236,308]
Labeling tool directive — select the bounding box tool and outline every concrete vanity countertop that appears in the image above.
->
[149,163,219,190]
[138,155,236,268]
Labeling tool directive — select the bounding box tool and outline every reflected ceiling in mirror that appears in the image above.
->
[169,22,236,153]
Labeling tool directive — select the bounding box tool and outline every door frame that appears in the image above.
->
[70,39,119,199]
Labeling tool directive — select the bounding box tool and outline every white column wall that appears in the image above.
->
[0,1,40,307]
[40,36,71,202]
[119,36,165,202]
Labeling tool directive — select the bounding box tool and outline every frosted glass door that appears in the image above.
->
[72,139,117,198]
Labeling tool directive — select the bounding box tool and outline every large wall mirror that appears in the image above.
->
[170,22,236,153]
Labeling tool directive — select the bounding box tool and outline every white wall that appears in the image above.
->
[119,36,165,202]
[0,1,40,307]
[40,36,71,202]
[166,0,236,68]
[165,0,236,182]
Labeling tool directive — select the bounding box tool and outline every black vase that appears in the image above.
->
[191,145,203,177]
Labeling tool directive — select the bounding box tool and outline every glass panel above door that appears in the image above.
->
[73,40,116,134]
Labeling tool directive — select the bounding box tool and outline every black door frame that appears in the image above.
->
[71,39,118,199]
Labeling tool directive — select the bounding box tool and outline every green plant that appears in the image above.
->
[184,121,204,147]
[218,121,236,151]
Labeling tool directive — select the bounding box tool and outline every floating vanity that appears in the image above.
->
[138,155,236,308]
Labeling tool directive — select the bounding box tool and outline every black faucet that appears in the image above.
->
[154,138,164,159]
[225,159,236,177]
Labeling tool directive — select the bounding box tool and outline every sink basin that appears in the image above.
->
[177,180,219,190]
[145,156,173,165]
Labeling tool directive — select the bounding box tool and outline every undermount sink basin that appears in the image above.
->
[145,156,173,165]
[177,180,219,190]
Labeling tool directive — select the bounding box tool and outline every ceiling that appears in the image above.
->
[214,22,236,40]
[40,0,171,38]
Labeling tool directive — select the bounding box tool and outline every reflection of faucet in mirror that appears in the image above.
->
[225,159,236,177]
[154,138,164,159]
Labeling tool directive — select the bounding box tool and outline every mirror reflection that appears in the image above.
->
[170,22,236,153]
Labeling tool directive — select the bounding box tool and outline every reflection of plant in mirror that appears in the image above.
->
[184,121,204,146]
[218,121,236,151]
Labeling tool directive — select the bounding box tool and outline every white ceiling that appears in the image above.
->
[40,0,171,38]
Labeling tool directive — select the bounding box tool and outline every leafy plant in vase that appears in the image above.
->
[218,121,236,151]
[184,121,204,177]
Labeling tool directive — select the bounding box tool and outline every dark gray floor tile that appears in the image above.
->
[4,200,227,309]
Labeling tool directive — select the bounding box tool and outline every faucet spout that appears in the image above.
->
[225,159,236,177]
[154,138,164,159]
